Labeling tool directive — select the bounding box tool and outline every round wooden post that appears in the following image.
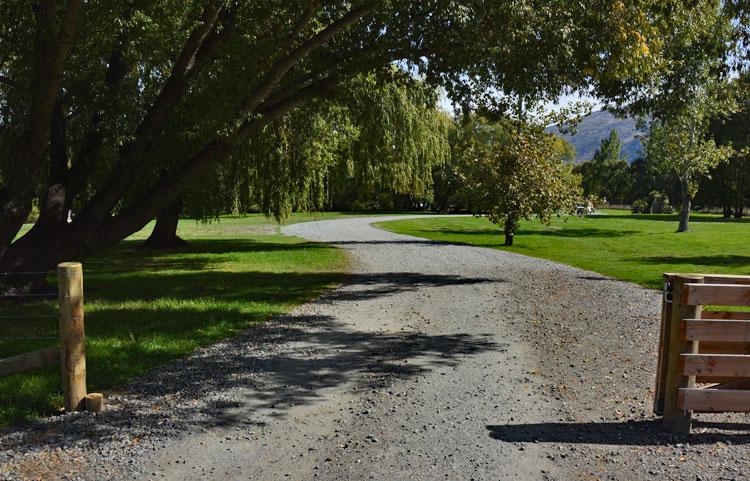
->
[58,262,87,412]
[662,274,703,435]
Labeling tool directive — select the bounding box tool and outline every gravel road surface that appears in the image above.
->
[2,215,749,481]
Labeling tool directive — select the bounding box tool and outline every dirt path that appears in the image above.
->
[2,216,749,481]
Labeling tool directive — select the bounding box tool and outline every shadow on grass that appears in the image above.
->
[487,419,750,445]
[398,226,640,240]
[83,239,329,274]
[604,213,750,224]
[637,255,750,268]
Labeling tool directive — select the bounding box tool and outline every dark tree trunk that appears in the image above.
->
[504,216,517,246]
[678,178,690,233]
[735,183,745,219]
[723,203,732,218]
[141,199,187,249]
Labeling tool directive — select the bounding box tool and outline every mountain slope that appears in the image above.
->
[546,110,643,163]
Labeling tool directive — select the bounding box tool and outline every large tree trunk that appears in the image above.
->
[678,178,690,233]
[141,199,187,250]
[735,204,744,219]
[503,216,517,246]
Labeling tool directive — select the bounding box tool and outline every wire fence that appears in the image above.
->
[1,271,58,343]
[0,270,57,300]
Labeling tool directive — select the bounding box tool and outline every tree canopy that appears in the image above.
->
[0,0,744,271]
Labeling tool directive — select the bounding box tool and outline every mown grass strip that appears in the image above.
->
[377,210,750,291]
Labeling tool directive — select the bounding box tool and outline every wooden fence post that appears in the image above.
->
[57,262,87,412]
[662,274,703,435]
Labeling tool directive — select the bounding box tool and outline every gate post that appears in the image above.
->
[662,274,703,435]
[653,274,674,415]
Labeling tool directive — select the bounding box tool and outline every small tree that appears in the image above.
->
[457,119,581,245]
[646,83,734,231]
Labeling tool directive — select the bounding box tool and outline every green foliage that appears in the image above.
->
[647,104,734,197]
[631,199,649,214]
[630,191,674,214]
[183,74,450,218]
[1,0,747,267]
[453,118,581,241]
[574,129,632,204]
[699,74,750,216]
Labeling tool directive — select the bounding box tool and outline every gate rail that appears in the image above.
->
[655,273,750,435]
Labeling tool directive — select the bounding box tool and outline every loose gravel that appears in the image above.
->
[1,215,749,480]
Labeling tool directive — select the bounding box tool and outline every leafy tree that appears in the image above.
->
[605,0,743,230]
[574,129,632,204]
[0,0,735,273]
[626,156,678,206]
[456,118,581,246]
[645,81,734,231]
[701,76,750,218]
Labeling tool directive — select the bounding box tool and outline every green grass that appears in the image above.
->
[377,210,750,290]
[0,213,354,427]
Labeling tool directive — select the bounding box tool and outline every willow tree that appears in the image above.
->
[140,73,452,248]
[326,74,452,210]
[0,0,727,272]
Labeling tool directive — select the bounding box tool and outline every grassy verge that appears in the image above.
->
[376,210,750,290]
[0,213,351,427]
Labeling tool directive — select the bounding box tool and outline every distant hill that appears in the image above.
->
[546,110,643,163]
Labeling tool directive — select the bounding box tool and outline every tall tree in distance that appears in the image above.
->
[705,75,750,218]
[603,0,743,230]
[574,129,631,204]
[645,80,734,231]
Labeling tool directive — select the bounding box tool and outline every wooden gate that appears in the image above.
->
[654,273,750,435]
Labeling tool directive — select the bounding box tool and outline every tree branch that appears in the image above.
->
[0,0,84,259]
[239,3,374,115]
[74,1,231,227]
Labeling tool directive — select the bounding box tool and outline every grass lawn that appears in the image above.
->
[377,209,750,290]
[0,213,353,427]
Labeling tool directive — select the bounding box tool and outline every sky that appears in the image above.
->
[438,89,603,119]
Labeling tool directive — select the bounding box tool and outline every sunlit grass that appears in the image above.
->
[377,209,750,290]
[0,213,351,427]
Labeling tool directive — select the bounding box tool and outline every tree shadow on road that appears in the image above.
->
[1,272,503,456]
[486,419,750,445]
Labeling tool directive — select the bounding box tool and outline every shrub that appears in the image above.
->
[632,199,649,214]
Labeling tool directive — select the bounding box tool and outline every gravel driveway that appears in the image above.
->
[2,215,749,481]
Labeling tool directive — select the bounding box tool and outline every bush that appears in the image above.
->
[632,199,649,214]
